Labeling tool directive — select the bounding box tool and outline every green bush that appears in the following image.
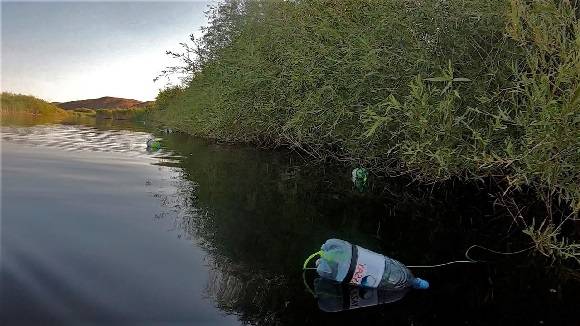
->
[152,0,579,263]
[1,92,68,118]
[94,107,146,121]
[96,109,114,119]
[73,108,95,113]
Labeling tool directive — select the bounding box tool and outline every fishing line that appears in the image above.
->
[301,244,533,298]
[405,244,534,268]
[302,244,534,270]
[302,271,317,297]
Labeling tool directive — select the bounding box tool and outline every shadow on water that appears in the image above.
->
[151,132,580,326]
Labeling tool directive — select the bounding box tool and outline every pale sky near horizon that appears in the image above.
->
[1,1,211,102]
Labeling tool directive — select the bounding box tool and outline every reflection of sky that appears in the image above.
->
[1,1,210,102]
[1,132,240,324]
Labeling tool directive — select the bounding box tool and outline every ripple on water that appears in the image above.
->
[1,124,162,158]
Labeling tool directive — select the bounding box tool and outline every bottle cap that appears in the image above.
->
[412,278,430,290]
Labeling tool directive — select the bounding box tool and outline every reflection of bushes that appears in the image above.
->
[154,133,580,325]
[206,256,288,325]
[112,109,131,120]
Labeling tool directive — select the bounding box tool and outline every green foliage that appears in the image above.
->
[502,0,580,210]
[1,92,68,118]
[73,108,95,114]
[152,0,580,262]
[524,220,580,265]
[155,86,184,111]
[96,109,114,119]
[94,108,145,121]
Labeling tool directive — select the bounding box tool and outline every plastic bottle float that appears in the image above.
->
[146,138,161,152]
[304,239,429,290]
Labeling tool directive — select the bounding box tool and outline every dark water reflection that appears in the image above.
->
[313,278,409,312]
[1,122,579,325]
[156,133,580,326]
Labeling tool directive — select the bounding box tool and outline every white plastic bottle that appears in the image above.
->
[315,239,429,289]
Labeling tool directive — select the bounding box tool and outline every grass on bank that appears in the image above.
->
[1,92,69,118]
[153,0,578,264]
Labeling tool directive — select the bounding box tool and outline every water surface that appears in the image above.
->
[1,122,578,325]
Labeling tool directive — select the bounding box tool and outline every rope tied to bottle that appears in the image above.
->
[404,244,534,268]
[302,244,534,270]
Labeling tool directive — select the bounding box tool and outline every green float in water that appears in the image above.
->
[351,167,368,192]
[146,138,161,151]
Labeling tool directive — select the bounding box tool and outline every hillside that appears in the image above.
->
[1,92,69,117]
[58,96,143,110]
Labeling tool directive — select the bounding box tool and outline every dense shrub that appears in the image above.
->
[96,109,114,119]
[94,107,146,121]
[73,108,95,114]
[152,0,579,263]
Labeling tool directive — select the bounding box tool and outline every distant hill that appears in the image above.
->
[57,96,145,110]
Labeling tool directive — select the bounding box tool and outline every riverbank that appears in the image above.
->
[150,0,579,265]
[1,92,149,124]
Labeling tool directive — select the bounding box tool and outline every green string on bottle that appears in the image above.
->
[303,250,323,270]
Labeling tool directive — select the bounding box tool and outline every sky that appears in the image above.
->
[1,1,211,102]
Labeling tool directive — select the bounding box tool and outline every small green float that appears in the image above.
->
[351,167,368,192]
[146,138,161,152]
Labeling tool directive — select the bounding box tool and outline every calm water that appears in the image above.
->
[1,121,579,325]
